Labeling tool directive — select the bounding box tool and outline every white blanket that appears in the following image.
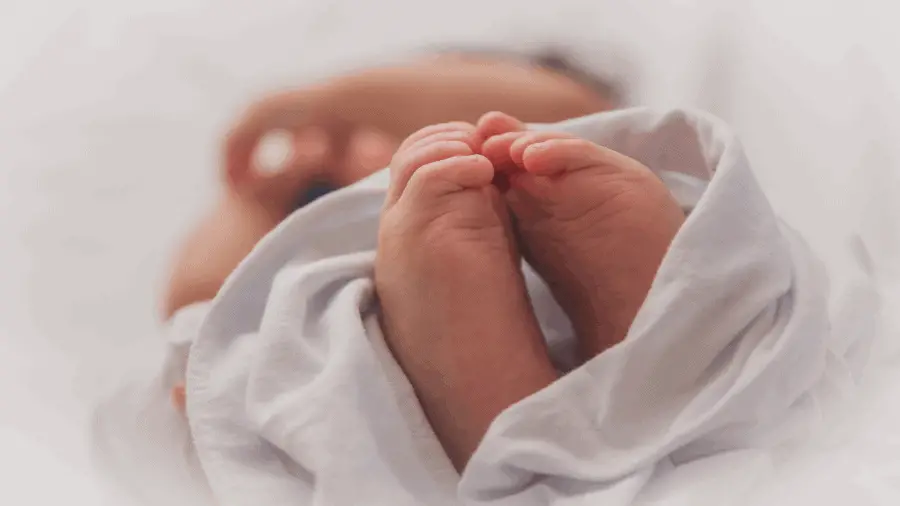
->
[130,108,832,505]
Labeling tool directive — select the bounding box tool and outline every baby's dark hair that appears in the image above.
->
[529,49,620,106]
[427,45,620,106]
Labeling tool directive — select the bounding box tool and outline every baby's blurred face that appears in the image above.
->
[335,128,399,185]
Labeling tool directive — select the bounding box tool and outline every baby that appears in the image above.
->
[374,112,684,469]
[162,111,684,476]
[100,99,826,504]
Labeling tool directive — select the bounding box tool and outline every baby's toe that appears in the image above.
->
[387,140,474,205]
[481,131,528,174]
[475,111,526,140]
[477,112,527,176]
[513,133,651,180]
[398,122,477,153]
[507,132,588,174]
[404,130,480,155]
[403,154,495,202]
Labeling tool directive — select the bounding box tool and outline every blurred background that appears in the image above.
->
[2,0,900,503]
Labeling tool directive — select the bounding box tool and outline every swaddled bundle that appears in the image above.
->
[96,108,830,506]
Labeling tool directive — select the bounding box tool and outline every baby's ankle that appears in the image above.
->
[556,282,646,361]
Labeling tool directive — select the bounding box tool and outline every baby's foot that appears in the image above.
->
[478,112,685,359]
[376,122,556,469]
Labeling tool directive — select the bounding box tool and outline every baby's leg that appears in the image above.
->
[376,122,557,470]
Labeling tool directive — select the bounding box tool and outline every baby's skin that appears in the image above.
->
[375,122,558,470]
[376,113,685,471]
[477,112,686,359]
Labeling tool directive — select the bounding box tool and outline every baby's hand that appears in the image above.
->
[163,193,287,318]
[375,122,556,470]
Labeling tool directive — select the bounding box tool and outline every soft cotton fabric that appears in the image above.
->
[97,108,832,505]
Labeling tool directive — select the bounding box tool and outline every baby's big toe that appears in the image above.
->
[387,140,474,204]
[475,111,526,140]
[511,133,630,177]
[403,154,495,202]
